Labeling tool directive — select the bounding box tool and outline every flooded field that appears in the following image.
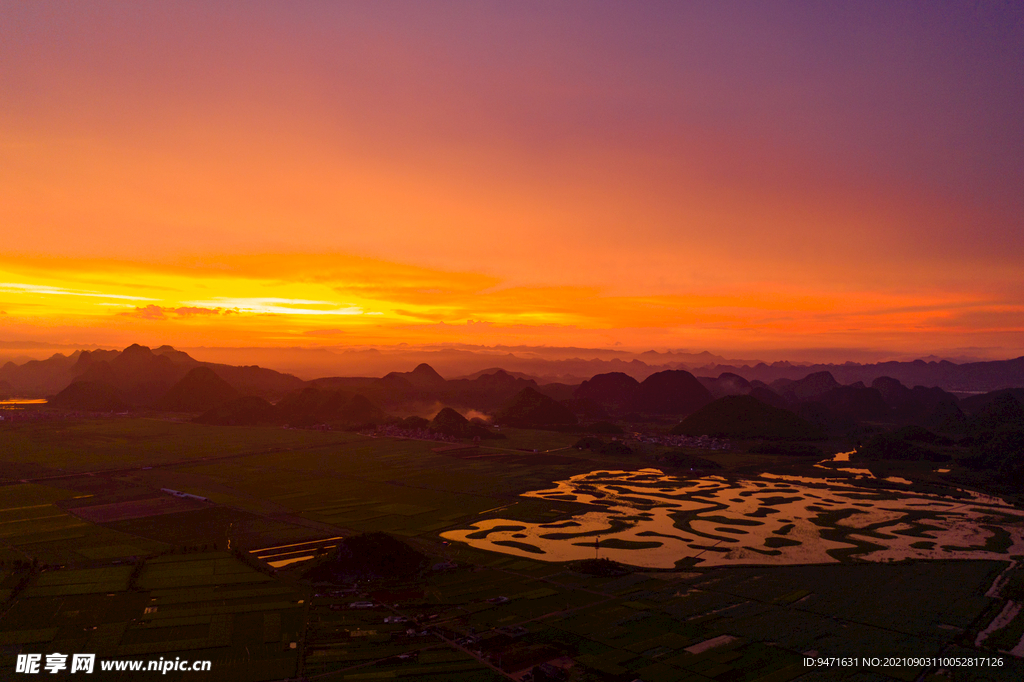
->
[443,468,1024,568]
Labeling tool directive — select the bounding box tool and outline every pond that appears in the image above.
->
[441,468,1024,568]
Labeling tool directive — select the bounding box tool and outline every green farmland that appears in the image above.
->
[0,417,1023,680]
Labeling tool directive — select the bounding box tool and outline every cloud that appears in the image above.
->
[119,305,225,320]
[302,328,346,336]
[173,306,221,317]
[121,304,167,320]
[182,297,365,316]
[394,309,450,322]
[0,282,156,301]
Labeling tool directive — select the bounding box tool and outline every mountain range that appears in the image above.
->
[2,344,1023,442]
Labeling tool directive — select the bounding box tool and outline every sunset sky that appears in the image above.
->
[2,2,1022,362]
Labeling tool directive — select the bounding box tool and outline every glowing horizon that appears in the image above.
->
[2,4,1022,360]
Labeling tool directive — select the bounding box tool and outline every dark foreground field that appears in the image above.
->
[0,417,1022,681]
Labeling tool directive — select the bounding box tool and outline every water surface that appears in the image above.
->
[442,468,1024,568]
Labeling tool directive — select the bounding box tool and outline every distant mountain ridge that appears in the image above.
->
[694,356,1024,393]
[5,343,1024,445]
[0,344,304,401]
[5,344,1023,396]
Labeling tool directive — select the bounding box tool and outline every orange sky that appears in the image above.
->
[1,3,1022,361]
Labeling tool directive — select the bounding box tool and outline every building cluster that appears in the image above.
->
[631,433,731,450]
[366,424,458,443]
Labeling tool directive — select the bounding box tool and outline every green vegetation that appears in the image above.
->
[857,431,953,462]
[0,416,1022,680]
[304,532,427,581]
[672,395,825,440]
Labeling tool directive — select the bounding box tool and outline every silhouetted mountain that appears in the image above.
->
[69,345,182,407]
[458,367,539,381]
[890,425,954,446]
[748,386,789,410]
[328,394,387,426]
[634,370,712,415]
[856,432,951,462]
[818,386,891,422]
[401,415,430,430]
[966,392,1024,435]
[0,352,83,395]
[306,376,377,392]
[154,366,240,412]
[772,371,839,401]
[152,345,196,364]
[699,372,752,398]
[275,387,338,424]
[374,373,419,399]
[796,402,832,433]
[304,532,426,581]
[0,379,12,399]
[429,407,499,439]
[392,363,447,389]
[925,397,967,433]
[573,372,640,412]
[204,364,304,400]
[959,389,1024,415]
[48,381,129,412]
[276,388,385,428]
[697,355,1024,393]
[430,407,472,435]
[496,387,578,427]
[71,348,121,371]
[458,368,519,392]
[0,344,303,403]
[194,396,278,426]
[964,430,1024,481]
[671,395,824,440]
[533,382,577,402]
[870,377,963,427]
[871,376,916,412]
[561,398,610,420]
[442,370,541,410]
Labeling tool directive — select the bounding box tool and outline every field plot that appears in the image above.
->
[4,552,305,681]
[128,554,305,680]
[23,565,133,597]
[165,439,534,539]
[249,536,342,568]
[531,559,1023,681]
[4,419,1024,681]
[302,591,497,680]
[0,418,363,473]
[137,552,273,590]
[70,494,207,523]
[0,486,106,565]
[0,483,79,508]
[103,505,301,551]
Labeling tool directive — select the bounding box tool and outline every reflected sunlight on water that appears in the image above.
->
[443,468,1024,568]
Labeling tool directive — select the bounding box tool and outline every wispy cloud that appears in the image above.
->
[183,297,366,316]
[119,305,225,320]
[0,282,157,302]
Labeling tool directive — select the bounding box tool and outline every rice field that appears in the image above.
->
[2,418,1024,679]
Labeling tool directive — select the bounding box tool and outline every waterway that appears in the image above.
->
[442,467,1024,568]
